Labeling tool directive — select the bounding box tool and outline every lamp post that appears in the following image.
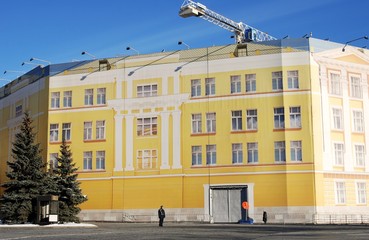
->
[30,57,51,64]
[342,36,368,52]
[22,62,43,67]
[126,46,139,55]
[81,51,97,59]
[178,40,190,49]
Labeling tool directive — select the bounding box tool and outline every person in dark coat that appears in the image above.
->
[262,211,267,224]
[158,205,166,226]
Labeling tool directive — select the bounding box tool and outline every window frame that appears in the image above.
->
[247,142,258,163]
[137,117,157,136]
[192,113,202,134]
[137,84,157,98]
[206,112,216,133]
[290,140,302,162]
[246,109,257,130]
[232,110,243,131]
[96,150,106,170]
[274,107,285,129]
[84,121,93,140]
[205,77,215,96]
[329,71,342,95]
[96,120,106,139]
[191,79,201,97]
[245,73,256,92]
[274,141,286,163]
[272,71,283,91]
[84,89,94,106]
[62,122,71,141]
[230,75,241,94]
[289,106,301,128]
[333,142,344,166]
[350,74,362,98]
[137,149,158,170]
[232,143,243,164]
[50,123,59,142]
[51,92,60,109]
[335,181,346,204]
[287,70,299,89]
[83,151,93,170]
[192,146,202,166]
[63,90,72,108]
[97,87,106,104]
[206,144,216,165]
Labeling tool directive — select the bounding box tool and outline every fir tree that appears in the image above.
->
[53,138,87,223]
[0,112,47,223]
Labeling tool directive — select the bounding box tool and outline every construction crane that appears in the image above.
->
[179,0,277,43]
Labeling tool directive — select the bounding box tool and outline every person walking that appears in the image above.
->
[262,211,267,224]
[158,205,166,227]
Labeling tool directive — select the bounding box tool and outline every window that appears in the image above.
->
[84,89,93,105]
[350,75,362,98]
[96,151,105,170]
[246,109,257,130]
[231,75,241,94]
[15,104,23,117]
[232,110,242,131]
[49,153,58,170]
[63,91,72,107]
[206,145,216,165]
[191,79,201,97]
[137,117,157,136]
[246,74,256,92]
[353,110,364,132]
[96,120,106,139]
[232,143,243,164]
[205,78,215,96]
[334,143,344,165]
[97,88,106,104]
[192,146,202,166]
[62,123,71,141]
[335,181,346,204]
[356,182,367,204]
[137,149,157,169]
[332,108,343,130]
[290,141,302,161]
[290,106,301,128]
[206,112,216,133]
[272,71,283,91]
[192,114,202,134]
[330,72,341,95]
[83,151,92,170]
[84,121,92,140]
[287,70,299,89]
[137,84,157,97]
[247,143,258,163]
[354,144,365,167]
[50,124,59,142]
[274,107,285,129]
[274,141,286,162]
[51,92,60,109]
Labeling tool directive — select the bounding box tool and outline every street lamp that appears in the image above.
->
[342,36,368,52]
[30,57,51,64]
[22,62,43,67]
[126,46,139,55]
[81,51,97,59]
[178,40,190,49]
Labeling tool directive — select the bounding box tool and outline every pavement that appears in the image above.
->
[0,222,368,240]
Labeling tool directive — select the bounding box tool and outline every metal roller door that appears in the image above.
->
[212,188,245,223]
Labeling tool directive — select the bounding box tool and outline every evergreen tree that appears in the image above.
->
[53,138,87,223]
[0,112,47,223]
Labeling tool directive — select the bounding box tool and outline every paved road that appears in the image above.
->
[0,222,369,240]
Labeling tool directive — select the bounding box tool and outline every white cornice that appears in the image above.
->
[108,93,189,112]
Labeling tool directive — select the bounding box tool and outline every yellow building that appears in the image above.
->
[1,38,369,224]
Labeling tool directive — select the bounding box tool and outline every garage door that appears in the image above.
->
[212,188,246,223]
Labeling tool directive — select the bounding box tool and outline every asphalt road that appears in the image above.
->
[0,222,369,240]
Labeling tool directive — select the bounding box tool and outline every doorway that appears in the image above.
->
[211,187,247,223]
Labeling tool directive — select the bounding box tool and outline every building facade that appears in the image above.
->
[1,38,368,224]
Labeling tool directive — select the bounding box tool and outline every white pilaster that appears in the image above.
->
[162,75,168,95]
[127,75,133,99]
[320,66,332,170]
[116,77,122,99]
[173,72,180,94]
[172,110,182,169]
[342,69,353,172]
[125,115,134,171]
[362,73,369,172]
[160,111,170,169]
[114,114,124,171]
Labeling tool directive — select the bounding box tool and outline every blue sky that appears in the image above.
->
[1,0,368,86]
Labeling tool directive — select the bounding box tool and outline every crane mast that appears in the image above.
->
[179,0,277,43]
